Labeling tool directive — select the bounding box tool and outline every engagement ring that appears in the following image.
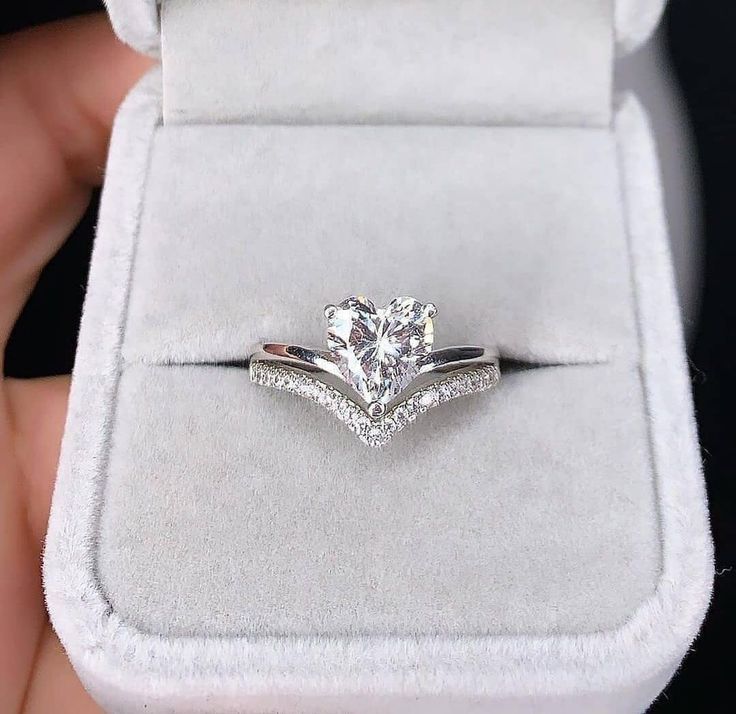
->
[249,296,499,447]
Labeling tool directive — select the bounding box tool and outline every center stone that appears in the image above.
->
[325,296,435,408]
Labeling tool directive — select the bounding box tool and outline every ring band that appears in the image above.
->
[248,296,500,447]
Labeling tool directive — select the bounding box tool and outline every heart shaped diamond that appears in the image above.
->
[325,296,436,410]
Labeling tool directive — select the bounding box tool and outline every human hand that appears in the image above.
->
[0,14,152,712]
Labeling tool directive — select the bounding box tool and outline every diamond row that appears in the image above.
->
[250,361,499,448]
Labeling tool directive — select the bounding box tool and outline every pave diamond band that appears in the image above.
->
[248,296,500,447]
[250,360,499,448]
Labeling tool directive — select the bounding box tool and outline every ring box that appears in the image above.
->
[45,1,713,712]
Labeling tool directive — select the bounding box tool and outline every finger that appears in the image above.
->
[22,624,101,714]
[0,377,69,711]
[0,422,46,713]
[0,13,153,357]
[5,376,70,545]
[0,14,152,710]
[1,376,70,714]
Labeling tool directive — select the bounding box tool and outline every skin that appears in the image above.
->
[0,14,152,712]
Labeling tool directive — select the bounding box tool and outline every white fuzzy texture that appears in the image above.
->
[121,122,638,367]
[103,0,159,56]
[100,100,660,643]
[42,2,712,711]
[160,0,614,126]
[43,54,712,714]
[105,0,666,62]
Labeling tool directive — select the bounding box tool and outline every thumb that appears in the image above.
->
[0,13,152,367]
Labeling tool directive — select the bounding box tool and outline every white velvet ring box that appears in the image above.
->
[44,1,713,712]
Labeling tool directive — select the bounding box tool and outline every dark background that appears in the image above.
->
[2,2,733,712]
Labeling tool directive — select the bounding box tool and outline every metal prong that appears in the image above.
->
[425,302,438,318]
[368,402,386,419]
[324,304,338,320]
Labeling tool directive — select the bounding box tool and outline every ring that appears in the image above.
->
[248,296,500,447]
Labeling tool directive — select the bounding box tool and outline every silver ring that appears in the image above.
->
[249,296,500,447]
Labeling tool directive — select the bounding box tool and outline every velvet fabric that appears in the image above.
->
[160,0,613,126]
[104,0,668,57]
[45,1,711,712]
